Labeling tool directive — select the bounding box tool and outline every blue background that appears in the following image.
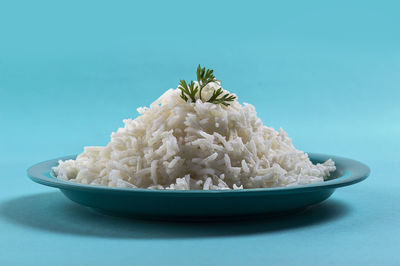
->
[1,0,399,265]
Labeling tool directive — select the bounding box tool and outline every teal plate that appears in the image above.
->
[27,153,370,221]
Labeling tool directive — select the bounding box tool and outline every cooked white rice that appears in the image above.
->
[53,83,335,190]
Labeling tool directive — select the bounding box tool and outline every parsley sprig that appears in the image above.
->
[178,65,236,106]
[207,88,237,106]
[196,65,217,101]
[178,80,197,102]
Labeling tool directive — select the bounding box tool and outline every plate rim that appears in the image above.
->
[27,153,370,196]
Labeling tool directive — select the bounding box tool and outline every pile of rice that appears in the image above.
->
[53,83,335,190]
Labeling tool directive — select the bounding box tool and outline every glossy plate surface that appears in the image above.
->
[27,153,370,220]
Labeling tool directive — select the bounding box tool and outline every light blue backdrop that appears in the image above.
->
[1,0,399,265]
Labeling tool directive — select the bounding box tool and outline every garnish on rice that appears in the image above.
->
[179,65,236,106]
